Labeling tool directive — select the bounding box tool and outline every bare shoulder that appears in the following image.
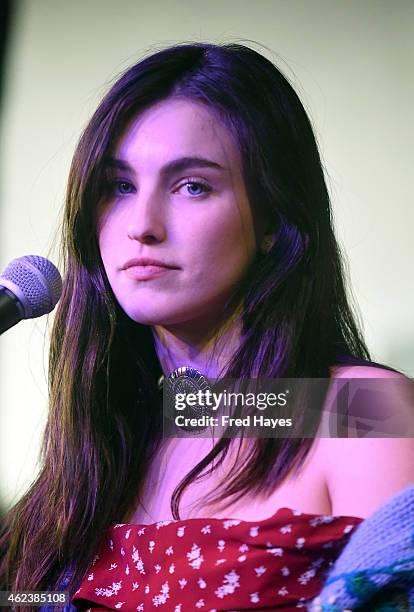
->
[322,363,414,519]
[330,363,407,379]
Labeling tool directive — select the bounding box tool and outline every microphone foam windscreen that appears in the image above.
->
[0,255,62,318]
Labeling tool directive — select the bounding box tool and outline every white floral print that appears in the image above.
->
[214,569,240,598]
[187,543,204,569]
[254,565,267,577]
[95,580,122,597]
[152,581,169,607]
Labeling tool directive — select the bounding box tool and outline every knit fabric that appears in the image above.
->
[307,483,414,612]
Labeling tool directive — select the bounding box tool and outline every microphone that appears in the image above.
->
[0,255,62,335]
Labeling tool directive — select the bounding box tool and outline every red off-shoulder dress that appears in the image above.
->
[71,507,363,611]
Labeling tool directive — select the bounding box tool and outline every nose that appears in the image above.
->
[126,191,167,245]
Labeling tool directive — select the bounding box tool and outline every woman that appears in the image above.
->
[1,41,413,611]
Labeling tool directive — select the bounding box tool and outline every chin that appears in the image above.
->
[122,302,211,328]
[122,306,187,327]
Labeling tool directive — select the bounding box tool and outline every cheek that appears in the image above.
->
[216,207,256,261]
[97,213,121,266]
[185,211,256,282]
[97,231,111,273]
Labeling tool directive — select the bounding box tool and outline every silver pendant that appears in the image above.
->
[161,366,214,432]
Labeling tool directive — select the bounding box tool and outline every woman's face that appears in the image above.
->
[97,97,262,329]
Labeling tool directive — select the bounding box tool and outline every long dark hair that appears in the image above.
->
[0,41,376,607]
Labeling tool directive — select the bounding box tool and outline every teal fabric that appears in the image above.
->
[38,568,75,612]
[308,484,414,611]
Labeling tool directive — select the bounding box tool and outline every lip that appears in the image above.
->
[124,265,177,280]
[122,257,179,270]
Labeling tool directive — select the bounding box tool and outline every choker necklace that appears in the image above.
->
[159,366,215,433]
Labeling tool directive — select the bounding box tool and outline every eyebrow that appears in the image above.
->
[105,156,228,178]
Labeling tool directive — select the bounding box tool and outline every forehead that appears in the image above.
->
[115,97,241,170]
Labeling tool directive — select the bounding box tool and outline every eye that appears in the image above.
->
[116,180,136,195]
[176,179,212,198]
[107,179,136,196]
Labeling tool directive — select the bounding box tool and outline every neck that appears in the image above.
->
[152,305,243,380]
